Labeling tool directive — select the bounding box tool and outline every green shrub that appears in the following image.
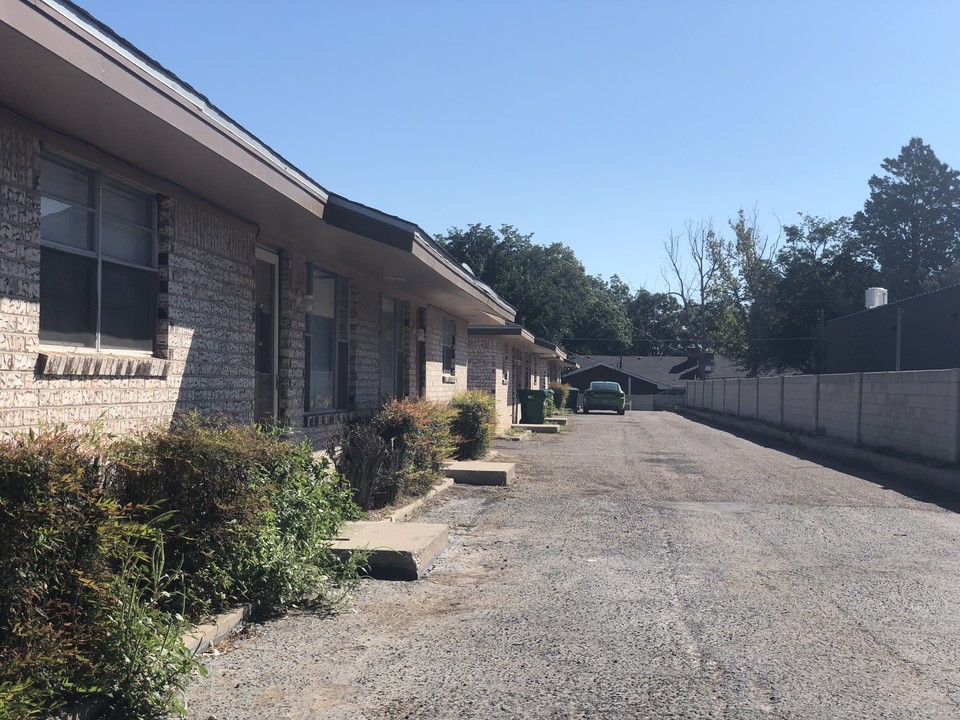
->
[330,422,399,510]
[450,390,497,460]
[549,383,572,410]
[374,399,455,497]
[112,414,361,620]
[0,428,195,719]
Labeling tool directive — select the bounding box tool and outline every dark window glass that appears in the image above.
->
[442,319,456,375]
[100,262,157,351]
[39,247,97,346]
[39,154,157,350]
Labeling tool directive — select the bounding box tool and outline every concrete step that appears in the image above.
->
[332,521,448,580]
[546,416,568,426]
[512,423,560,434]
[445,460,515,486]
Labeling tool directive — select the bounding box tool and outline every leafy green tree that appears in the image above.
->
[853,137,960,299]
[770,215,880,373]
[623,287,685,355]
[715,209,780,375]
[438,224,631,353]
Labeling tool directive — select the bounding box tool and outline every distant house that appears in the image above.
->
[825,284,960,373]
[562,354,747,395]
[0,0,516,445]
[468,325,570,429]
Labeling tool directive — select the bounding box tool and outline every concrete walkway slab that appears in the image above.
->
[446,460,515,486]
[332,521,448,580]
[512,423,560,433]
[546,416,568,426]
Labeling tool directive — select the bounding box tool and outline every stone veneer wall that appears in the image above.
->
[277,251,306,428]
[162,199,255,422]
[422,306,467,403]
[468,335,511,431]
[0,123,256,434]
[353,281,382,413]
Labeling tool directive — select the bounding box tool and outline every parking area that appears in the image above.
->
[187,412,960,719]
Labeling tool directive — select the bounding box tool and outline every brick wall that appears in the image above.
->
[278,251,306,427]
[0,123,256,434]
[468,335,511,431]
[353,281,382,413]
[422,306,467,402]
[164,199,255,422]
[0,124,41,431]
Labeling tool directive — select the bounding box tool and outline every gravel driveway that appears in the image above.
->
[186,412,960,719]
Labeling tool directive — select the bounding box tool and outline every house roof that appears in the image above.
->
[563,354,749,387]
[0,0,514,323]
[469,324,565,358]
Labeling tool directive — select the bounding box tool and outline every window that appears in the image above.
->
[442,318,456,375]
[304,265,349,412]
[379,296,404,398]
[39,153,158,352]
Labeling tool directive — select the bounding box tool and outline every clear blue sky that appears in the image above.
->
[77,0,960,293]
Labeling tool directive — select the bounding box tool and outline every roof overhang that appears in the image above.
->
[0,0,329,241]
[469,324,559,356]
[534,337,569,363]
[322,197,516,324]
[0,0,517,325]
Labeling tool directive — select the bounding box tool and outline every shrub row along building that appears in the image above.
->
[0,0,569,444]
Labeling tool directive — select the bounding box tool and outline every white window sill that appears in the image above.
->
[442,375,457,384]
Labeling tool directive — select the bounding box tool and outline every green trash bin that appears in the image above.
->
[518,389,548,424]
[565,388,580,413]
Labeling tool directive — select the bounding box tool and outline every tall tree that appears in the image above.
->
[853,138,960,299]
[662,220,728,378]
[771,215,880,373]
[438,224,631,353]
[714,209,779,375]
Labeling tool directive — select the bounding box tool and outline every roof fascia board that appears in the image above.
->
[22,0,329,207]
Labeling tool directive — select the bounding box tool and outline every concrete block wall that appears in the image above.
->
[757,377,783,424]
[723,379,740,415]
[782,375,818,433]
[710,379,723,412]
[818,373,861,443]
[739,377,758,419]
[687,370,960,464]
[859,369,960,463]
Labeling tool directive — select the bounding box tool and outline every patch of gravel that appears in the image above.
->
[186,413,960,719]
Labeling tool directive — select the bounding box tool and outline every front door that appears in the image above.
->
[254,248,279,423]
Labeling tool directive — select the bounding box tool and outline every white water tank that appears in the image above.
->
[865,287,888,309]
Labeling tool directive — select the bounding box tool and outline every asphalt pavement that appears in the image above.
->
[186,411,960,719]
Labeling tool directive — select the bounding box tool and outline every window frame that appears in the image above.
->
[38,152,159,354]
[442,318,456,376]
[303,264,350,416]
